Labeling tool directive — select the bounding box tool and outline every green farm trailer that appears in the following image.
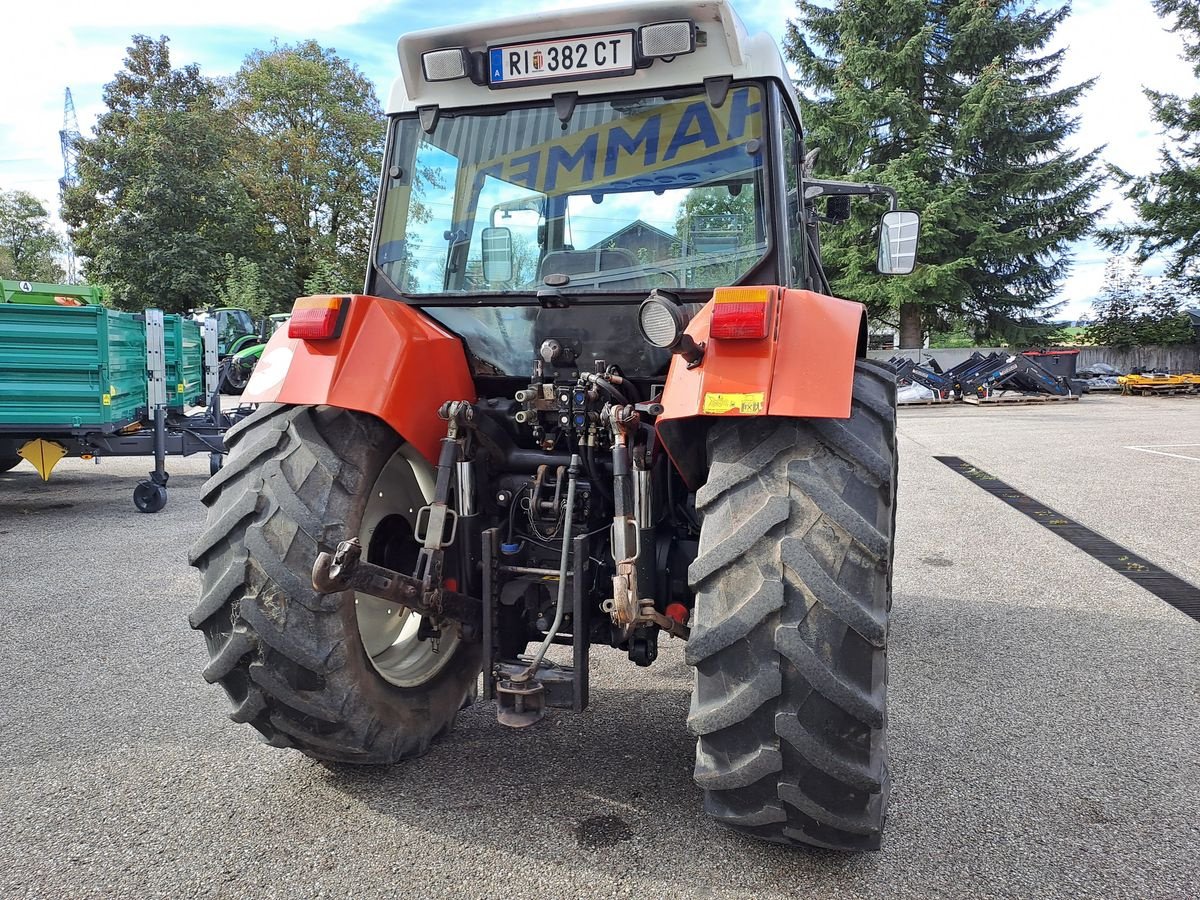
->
[0,278,103,307]
[0,302,246,511]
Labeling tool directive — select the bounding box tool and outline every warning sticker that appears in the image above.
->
[702,392,765,415]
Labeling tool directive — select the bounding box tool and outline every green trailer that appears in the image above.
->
[0,305,205,425]
[0,304,244,511]
[1,278,104,307]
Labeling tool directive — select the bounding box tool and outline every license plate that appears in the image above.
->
[488,31,634,87]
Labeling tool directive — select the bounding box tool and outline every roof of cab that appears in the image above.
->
[390,0,799,116]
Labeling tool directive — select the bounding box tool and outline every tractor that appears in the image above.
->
[220,312,291,394]
[190,0,919,851]
[190,306,261,393]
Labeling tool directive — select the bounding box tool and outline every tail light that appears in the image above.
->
[709,286,775,340]
[288,296,347,340]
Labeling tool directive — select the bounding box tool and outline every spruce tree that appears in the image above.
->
[1102,0,1200,289]
[787,1,1104,347]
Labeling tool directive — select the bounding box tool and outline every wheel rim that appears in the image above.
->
[355,445,460,688]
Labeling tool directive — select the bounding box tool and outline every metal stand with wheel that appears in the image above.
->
[134,310,170,512]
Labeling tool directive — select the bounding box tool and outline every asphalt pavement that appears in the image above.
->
[0,394,1197,899]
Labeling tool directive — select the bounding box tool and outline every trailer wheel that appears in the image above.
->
[687,360,896,851]
[134,480,167,513]
[188,404,481,763]
[0,455,21,473]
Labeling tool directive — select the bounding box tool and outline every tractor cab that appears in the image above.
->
[193,306,258,358]
[368,0,917,379]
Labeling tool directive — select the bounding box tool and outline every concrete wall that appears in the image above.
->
[868,344,1200,373]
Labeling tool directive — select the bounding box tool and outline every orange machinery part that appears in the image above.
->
[656,287,866,485]
[243,294,476,465]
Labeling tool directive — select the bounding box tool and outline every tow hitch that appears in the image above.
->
[312,538,482,639]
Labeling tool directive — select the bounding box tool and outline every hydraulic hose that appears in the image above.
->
[516,453,581,682]
[585,441,612,502]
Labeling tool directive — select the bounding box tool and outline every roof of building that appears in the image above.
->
[586,219,677,250]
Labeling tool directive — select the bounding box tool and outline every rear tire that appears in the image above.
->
[218,359,249,395]
[0,455,21,473]
[188,404,481,763]
[687,360,896,850]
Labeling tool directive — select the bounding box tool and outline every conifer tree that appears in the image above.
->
[788,1,1104,346]
[1102,0,1200,289]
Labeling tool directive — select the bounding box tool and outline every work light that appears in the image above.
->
[423,48,470,81]
[639,21,696,59]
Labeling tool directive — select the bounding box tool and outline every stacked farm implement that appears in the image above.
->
[885,351,1084,405]
[888,357,954,404]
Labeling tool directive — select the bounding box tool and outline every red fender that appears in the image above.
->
[244,295,476,465]
[655,287,867,487]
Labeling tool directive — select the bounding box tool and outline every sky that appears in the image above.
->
[0,0,1193,318]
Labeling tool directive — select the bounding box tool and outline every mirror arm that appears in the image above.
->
[803,179,897,210]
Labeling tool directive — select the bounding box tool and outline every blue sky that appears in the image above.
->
[1,0,1191,318]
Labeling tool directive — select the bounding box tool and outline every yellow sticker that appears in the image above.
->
[703,392,765,415]
[177,383,185,393]
[102,393,111,406]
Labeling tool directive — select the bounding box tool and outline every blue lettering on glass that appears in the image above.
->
[473,162,505,193]
[490,49,504,83]
[544,133,599,193]
[725,87,761,141]
[603,116,661,178]
[508,151,541,189]
[664,101,719,161]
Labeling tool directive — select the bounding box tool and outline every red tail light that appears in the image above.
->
[709,287,774,339]
[288,296,346,340]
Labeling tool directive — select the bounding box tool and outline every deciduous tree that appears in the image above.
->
[62,36,260,313]
[228,41,384,302]
[0,190,64,282]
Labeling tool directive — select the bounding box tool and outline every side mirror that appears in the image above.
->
[481,226,514,283]
[877,210,920,275]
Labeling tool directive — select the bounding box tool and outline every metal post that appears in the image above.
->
[572,531,589,712]
[145,310,169,486]
[202,318,220,411]
[152,407,167,484]
[481,527,498,702]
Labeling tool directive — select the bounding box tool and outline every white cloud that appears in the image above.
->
[1054,0,1192,226]
[46,0,395,30]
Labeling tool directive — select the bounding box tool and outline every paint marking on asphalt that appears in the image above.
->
[1126,444,1200,462]
[936,455,1200,622]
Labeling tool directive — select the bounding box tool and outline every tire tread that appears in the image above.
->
[688,361,896,850]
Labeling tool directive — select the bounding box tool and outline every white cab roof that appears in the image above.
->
[390,0,799,115]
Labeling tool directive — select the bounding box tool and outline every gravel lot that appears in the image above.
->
[1,394,1197,899]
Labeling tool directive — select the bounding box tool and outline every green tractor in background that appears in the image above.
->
[191,306,284,395]
[220,312,290,394]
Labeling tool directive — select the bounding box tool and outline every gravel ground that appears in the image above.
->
[0,394,1197,899]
